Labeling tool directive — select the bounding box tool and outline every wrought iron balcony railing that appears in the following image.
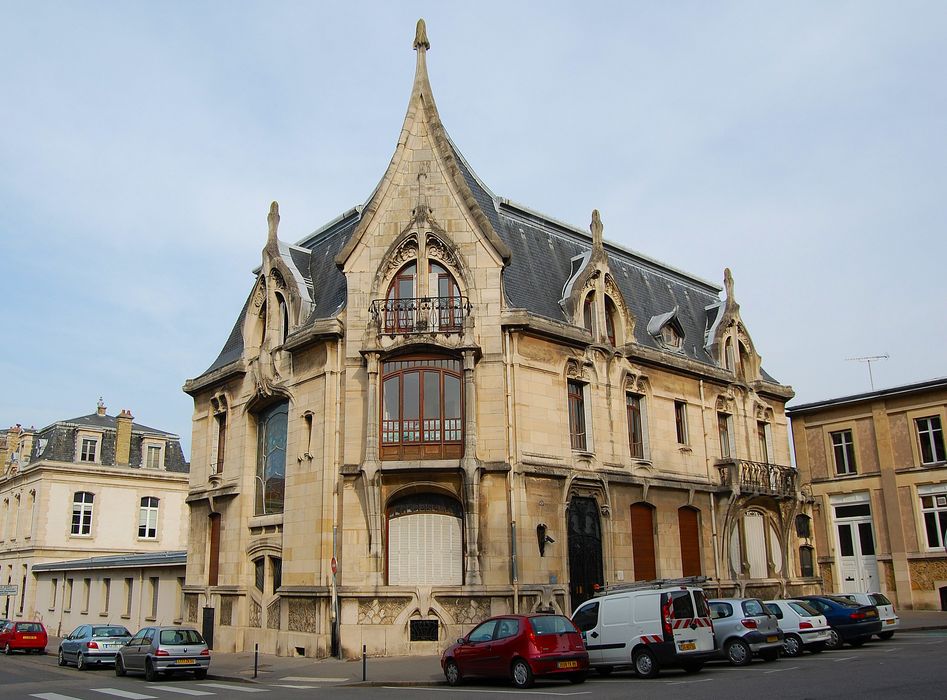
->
[370,296,470,335]
[718,459,797,498]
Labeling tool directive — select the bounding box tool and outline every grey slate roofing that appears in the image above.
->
[31,550,187,572]
[57,412,175,436]
[197,132,779,381]
[787,376,947,415]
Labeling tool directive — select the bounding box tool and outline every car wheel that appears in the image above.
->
[682,661,704,674]
[145,658,158,682]
[725,639,752,666]
[848,637,866,648]
[825,628,842,650]
[58,648,67,667]
[511,659,534,689]
[634,648,659,678]
[444,660,462,687]
[782,634,803,658]
[194,669,208,680]
[596,666,614,676]
[115,655,127,677]
[77,653,87,671]
[878,631,894,641]
[808,642,826,654]
[568,671,587,684]
[4,643,12,655]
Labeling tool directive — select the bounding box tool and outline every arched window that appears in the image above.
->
[276,293,289,344]
[583,293,594,334]
[385,262,417,332]
[430,262,462,331]
[138,497,159,539]
[381,356,463,460]
[678,507,702,577]
[604,297,618,345]
[387,492,463,586]
[630,502,657,581]
[724,337,735,371]
[71,492,94,536]
[256,402,288,515]
[799,545,815,577]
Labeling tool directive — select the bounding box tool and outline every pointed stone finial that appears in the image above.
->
[414,18,430,51]
[267,201,280,244]
[590,209,604,249]
[724,267,734,301]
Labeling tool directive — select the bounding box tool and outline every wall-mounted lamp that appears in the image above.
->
[537,523,555,557]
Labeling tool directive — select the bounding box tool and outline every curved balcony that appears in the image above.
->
[717,459,797,499]
[370,296,471,336]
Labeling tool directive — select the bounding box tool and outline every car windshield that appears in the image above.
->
[159,629,204,645]
[789,601,821,616]
[93,626,131,637]
[17,623,44,633]
[529,616,576,635]
[870,593,892,606]
[824,596,859,607]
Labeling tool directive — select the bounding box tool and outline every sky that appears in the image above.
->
[2,1,946,458]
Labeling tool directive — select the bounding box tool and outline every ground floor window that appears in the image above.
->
[730,510,782,579]
[387,493,463,586]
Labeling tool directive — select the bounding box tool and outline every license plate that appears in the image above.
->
[767,636,778,643]
[886,619,895,625]
[678,642,696,651]
[22,635,36,640]
[175,659,196,665]
[557,661,578,669]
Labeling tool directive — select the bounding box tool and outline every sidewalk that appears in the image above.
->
[204,610,947,686]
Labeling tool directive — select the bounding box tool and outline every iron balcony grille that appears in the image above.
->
[370,296,470,335]
[718,459,797,498]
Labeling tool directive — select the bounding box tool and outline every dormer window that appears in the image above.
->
[648,308,684,352]
[77,431,102,464]
[604,297,618,345]
[583,294,594,334]
[661,325,682,349]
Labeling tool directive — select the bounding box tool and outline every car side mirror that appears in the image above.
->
[456,637,466,645]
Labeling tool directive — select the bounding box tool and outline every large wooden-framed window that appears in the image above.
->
[674,401,689,445]
[386,262,417,333]
[568,380,588,451]
[256,402,288,514]
[916,415,946,464]
[431,262,462,331]
[381,356,463,460]
[831,429,856,475]
[627,393,644,459]
[208,513,221,587]
[630,502,657,581]
[214,411,227,475]
[678,507,702,577]
[718,412,733,458]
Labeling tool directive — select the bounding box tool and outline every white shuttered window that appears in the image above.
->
[388,513,463,586]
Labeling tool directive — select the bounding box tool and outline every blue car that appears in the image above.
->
[796,595,882,649]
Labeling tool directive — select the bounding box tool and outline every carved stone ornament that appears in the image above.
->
[565,358,588,382]
[252,279,266,315]
[288,599,319,633]
[266,599,281,629]
[270,269,286,290]
[249,600,262,628]
[440,597,490,625]
[381,234,419,281]
[358,597,412,625]
[624,370,649,395]
[426,233,460,271]
[603,273,632,325]
[754,401,774,422]
[716,393,736,413]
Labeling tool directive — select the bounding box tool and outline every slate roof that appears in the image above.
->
[195,134,778,382]
[32,550,187,572]
[57,412,176,436]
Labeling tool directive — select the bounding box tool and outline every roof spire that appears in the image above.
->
[590,209,604,250]
[267,201,280,244]
[413,18,430,51]
[724,267,734,301]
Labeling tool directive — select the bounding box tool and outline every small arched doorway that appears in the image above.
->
[567,496,604,611]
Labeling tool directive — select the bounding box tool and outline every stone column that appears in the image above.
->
[461,350,482,584]
[362,352,383,574]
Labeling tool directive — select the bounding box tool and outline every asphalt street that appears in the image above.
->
[1,631,945,699]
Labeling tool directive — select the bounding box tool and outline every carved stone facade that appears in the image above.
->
[790,377,947,609]
[182,19,808,658]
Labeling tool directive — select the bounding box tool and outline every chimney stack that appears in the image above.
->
[96,397,107,417]
[116,409,134,466]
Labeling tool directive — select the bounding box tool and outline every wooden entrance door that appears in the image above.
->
[567,497,604,611]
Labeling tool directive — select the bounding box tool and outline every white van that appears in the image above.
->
[571,578,717,678]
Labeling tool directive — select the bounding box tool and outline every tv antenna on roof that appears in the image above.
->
[845,354,889,390]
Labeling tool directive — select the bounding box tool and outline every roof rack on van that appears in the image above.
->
[593,576,709,596]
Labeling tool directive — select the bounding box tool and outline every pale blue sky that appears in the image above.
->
[2,1,945,456]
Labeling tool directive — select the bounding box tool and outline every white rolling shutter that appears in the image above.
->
[744,511,767,579]
[389,513,463,586]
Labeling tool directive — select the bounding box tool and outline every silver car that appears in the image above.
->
[764,599,832,656]
[115,626,210,681]
[835,592,899,639]
[709,598,784,665]
[58,624,132,669]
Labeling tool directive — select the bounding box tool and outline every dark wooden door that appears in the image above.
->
[678,507,702,577]
[201,606,215,650]
[631,503,657,581]
[568,497,604,611]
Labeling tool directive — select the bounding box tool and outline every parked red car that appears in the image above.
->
[0,620,48,654]
[441,614,589,689]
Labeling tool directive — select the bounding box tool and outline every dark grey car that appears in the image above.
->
[115,626,210,681]
[57,625,132,670]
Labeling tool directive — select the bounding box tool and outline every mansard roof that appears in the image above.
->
[54,411,177,437]
[195,20,782,384]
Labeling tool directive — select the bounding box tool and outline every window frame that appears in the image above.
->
[830,429,857,476]
[919,488,947,551]
[916,415,946,465]
[77,431,102,464]
[255,401,289,515]
[717,412,734,459]
[626,393,645,459]
[568,380,589,452]
[138,496,159,540]
[380,355,464,460]
[674,400,689,445]
[71,491,95,536]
